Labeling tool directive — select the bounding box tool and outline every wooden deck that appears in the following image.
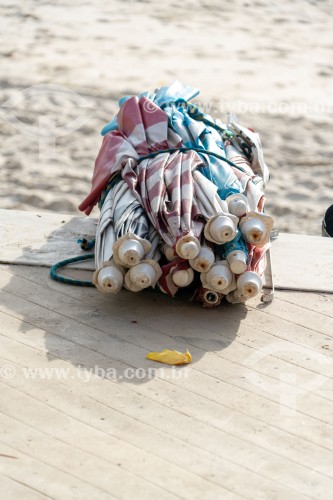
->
[0,209,333,499]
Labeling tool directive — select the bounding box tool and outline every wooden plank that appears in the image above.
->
[247,295,333,337]
[0,472,50,500]
[0,379,239,500]
[0,209,96,269]
[0,409,184,500]
[2,262,333,347]
[273,291,333,318]
[0,358,302,500]
[0,443,114,499]
[271,232,333,293]
[1,206,333,498]
[1,265,332,381]
[1,209,333,292]
[1,299,333,496]
[3,263,332,365]
[0,345,328,500]
[1,267,331,401]
[0,268,332,428]
[0,268,332,422]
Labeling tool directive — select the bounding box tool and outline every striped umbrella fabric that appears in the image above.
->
[94,178,150,271]
[94,186,116,271]
[155,86,268,210]
[160,100,242,200]
[79,95,181,215]
[79,132,139,215]
[225,140,265,212]
[247,242,270,277]
[123,149,204,248]
[192,169,230,220]
[112,180,149,241]
[158,258,191,297]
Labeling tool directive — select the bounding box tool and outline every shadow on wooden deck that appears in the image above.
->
[1,216,247,387]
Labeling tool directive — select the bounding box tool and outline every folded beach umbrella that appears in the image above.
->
[111,179,152,268]
[117,93,206,260]
[93,177,153,294]
[123,149,204,260]
[124,258,162,292]
[216,230,249,275]
[223,130,273,298]
[93,180,124,294]
[94,197,115,269]
[122,218,163,293]
[192,169,239,245]
[122,222,163,294]
[225,139,265,213]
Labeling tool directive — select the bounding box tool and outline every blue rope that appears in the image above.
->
[50,253,95,287]
[77,238,95,250]
[137,146,248,174]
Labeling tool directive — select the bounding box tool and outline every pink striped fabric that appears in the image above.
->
[123,150,204,247]
[158,258,191,297]
[79,96,181,214]
[247,242,270,276]
[225,141,254,177]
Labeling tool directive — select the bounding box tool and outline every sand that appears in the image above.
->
[1,0,332,235]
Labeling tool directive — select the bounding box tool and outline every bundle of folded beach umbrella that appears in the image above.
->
[79,82,274,308]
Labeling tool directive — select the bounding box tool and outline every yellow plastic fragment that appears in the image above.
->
[146,349,192,366]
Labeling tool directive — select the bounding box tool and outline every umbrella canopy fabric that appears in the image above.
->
[158,258,192,297]
[144,223,161,261]
[160,100,242,200]
[94,185,117,271]
[123,150,204,248]
[192,169,231,220]
[79,132,139,215]
[79,95,181,215]
[100,80,199,137]
[229,122,270,185]
[112,179,149,241]
[225,140,265,212]
[152,83,269,206]
[247,242,270,276]
[94,178,150,270]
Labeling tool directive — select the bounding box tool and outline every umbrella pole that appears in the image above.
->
[261,248,274,303]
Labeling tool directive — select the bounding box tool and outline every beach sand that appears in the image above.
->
[1,0,332,234]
